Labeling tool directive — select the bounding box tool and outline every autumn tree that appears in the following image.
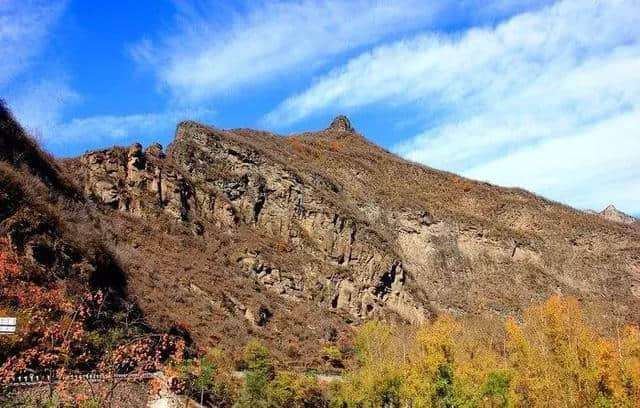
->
[0,237,186,386]
[330,296,640,408]
[506,295,615,407]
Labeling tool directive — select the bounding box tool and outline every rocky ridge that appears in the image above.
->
[65,116,640,337]
[73,121,424,325]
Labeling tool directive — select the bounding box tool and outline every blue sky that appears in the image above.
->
[1,0,639,215]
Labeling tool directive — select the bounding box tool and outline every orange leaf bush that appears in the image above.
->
[0,238,186,384]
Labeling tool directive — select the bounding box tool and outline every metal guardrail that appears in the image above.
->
[7,372,159,387]
[0,317,16,334]
[7,370,343,388]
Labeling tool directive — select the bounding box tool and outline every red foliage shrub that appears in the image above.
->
[0,238,186,383]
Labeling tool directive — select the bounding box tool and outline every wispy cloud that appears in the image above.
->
[50,108,214,146]
[6,77,212,151]
[7,77,80,138]
[265,0,640,212]
[465,108,640,213]
[0,0,79,144]
[131,0,499,104]
[0,0,67,87]
[1,0,210,152]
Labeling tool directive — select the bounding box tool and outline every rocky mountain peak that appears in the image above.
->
[328,115,354,132]
[62,119,640,332]
[600,204,636,224]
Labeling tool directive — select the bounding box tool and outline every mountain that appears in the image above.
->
[2,105,640,378]
[65,114,640,328]
[597,204,638,225]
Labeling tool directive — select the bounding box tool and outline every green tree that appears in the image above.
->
[173,348,236,407]
[432,363,475,408]
[330,321,405,408]
[235,340,274,408]
[195,351,218,405]
[480,370,511,408]
[267,371,326,408]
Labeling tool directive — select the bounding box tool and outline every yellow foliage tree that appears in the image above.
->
[506,295,639,407]
[332,295,640,408]
[332,320,406,407]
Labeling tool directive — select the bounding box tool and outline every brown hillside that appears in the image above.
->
[0,101,187,384]
[2,106,639,375]
[66,115,640,332]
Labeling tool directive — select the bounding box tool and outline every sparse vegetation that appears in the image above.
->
[167,348,237,407]
[0,238,186,383]
[322,345,343,368]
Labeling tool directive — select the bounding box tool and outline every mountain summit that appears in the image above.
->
[327,115,354,132]
[599,204,637,225]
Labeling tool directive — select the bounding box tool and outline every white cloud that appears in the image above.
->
[130,0,469,103]
[50,108,214,146]
[0,0,67,87]
[464,108,640,214]
[265,0,640,212]
[7,77,80,138]
[0,0,204,151]
[6,78,212,149]
[0,1,76,143]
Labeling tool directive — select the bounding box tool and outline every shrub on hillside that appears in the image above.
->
[0,239,186,383]
[167,348,237,407]
[322,345,343,368]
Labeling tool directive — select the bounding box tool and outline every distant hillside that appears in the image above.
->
[594,204,638,225]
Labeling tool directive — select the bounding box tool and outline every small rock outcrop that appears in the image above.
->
[328,115,354,132]
[81,143,196,221]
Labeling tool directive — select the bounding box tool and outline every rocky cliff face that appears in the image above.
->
[67,117,640,336]
[72,121,424,326]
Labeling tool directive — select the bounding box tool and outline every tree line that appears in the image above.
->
[167,295,640,407]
